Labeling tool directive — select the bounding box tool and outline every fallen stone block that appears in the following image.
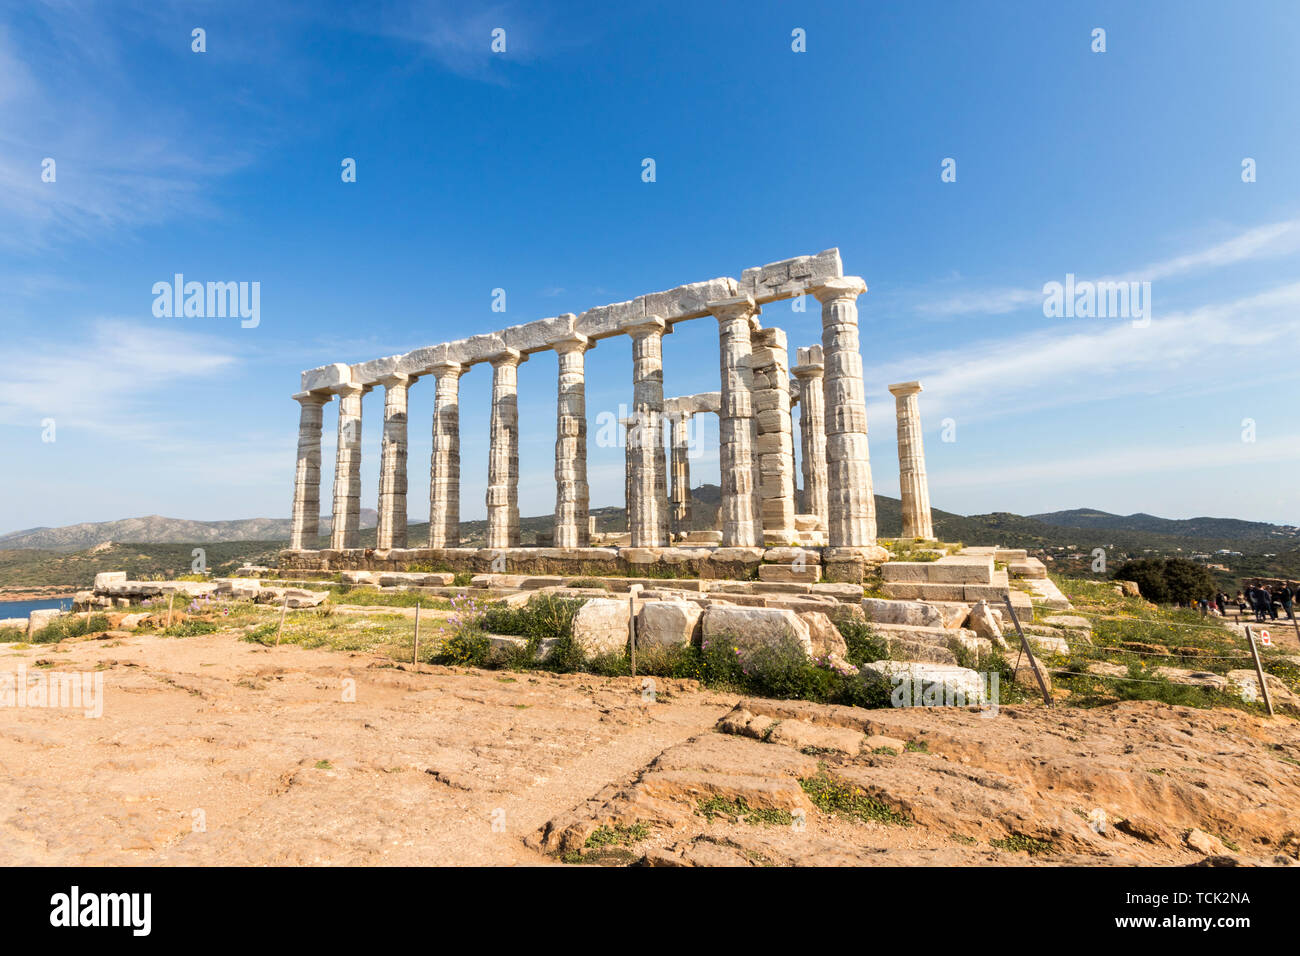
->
[702,605,812,658]
[861,660,989,704]
[573,598,631,655]
[637,600,703,648]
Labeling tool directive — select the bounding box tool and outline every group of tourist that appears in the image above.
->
[1226,583,1298,622]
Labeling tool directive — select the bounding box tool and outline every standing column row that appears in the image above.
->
[669,412,692,535]
[792,346,828,529]
[813,277,877,549]
[428,362,464,548]
[485,349,525,550]
[289,391,330,550]
[330,382,366,550]
[553,333,591,549]
[709,295,762,548]
[889,381,934,540]
[375,373,411,550]
[627,317,669,547]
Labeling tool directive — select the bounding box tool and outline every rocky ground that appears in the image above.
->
[2,628,1297,866]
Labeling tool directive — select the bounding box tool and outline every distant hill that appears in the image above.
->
[1029,509,1298,542]
[0,510,379,551]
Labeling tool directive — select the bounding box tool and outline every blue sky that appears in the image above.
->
[2,0,1298,534]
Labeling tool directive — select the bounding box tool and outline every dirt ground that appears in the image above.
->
[2,629,1298,866]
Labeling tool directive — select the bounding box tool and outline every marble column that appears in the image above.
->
[290,391,330,550]
[552,333,591,549]
[621,417,634,532]
[486,349,525,550]
[329,382,365,551]
[375,373,411,550]
[812,277,876,548]
[750,326,796,542]
[428,362,464,549]
[669,412,692,535]
[627,317,669,547]
[889,381,934,540]
[708,295,762,548]
[792,345,828,529]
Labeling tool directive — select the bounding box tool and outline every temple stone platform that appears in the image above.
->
[277,543,892,584]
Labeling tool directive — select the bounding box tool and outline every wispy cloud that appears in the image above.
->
[867,281,1300,426]
[911,218,1300,318]
[0,319,239,440]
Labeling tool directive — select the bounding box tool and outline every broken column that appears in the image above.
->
[627,317,669,547]
[669,411,692,534]
[750,326,796,543]
[552,332,591,549]
[812,277,877,548]
[329,382,365,550]
[889,380,934,540]
[428,362,464,548]
[289,391,330,550]
[486,349,525,550]
[792,345,828,528]
[375,373,411,550]
[708,295,762,548]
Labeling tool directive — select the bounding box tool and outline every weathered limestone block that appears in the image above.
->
[861,661,988,704]
[701,605,812,658]
[757,563,821,583]
[965,600,1006,648]
[797,611,847,660]
[637,600,703,648]
[94,571,127,589]
[573,598,631,655]
[27,608,62,636]
[861,597,946,629]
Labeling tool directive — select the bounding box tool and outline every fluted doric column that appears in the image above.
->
[708,295,762,547]
[669,412,692,535]
[552,331,591,549]
[330,382,365,550]
[751,326,796,542]
[486,349,525,550]
[792,345,828,529]
[376,373,411,550]
[290,391,330,550]
[627,317,669,547]
[812,277,876,548]
[620,416,634,532]
[428,362,464,549]
[889,381,934,540]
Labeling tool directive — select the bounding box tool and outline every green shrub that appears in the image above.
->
[837,618,888,665]
[31,613,111,644]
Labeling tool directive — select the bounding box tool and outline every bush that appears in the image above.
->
[837,618,888,665]
[31,613,111,644]
[1112,558,1215,605]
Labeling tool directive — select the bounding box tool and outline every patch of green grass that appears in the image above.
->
[697,796,794,826]
[584,823,650,847]
[30,613,112,644]
[800,772,909,826]
[162,619,220,638]
[326,586,453,609]
[905,739,929,753]
[990,835,1057,856]
[314,760,333,770]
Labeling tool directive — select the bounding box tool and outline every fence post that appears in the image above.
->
[275,591,289,645]
[628,584,643,678]
[413,602,421,667]
[165,592,175,629]
[1244,625,1275,718]
[1002,593,1052,707]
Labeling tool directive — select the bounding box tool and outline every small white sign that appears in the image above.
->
[1259,629,1272,646]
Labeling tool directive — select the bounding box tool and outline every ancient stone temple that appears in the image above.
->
[283,249,933,582]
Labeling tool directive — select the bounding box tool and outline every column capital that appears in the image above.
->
[376,372,411,389]
[810,276,867,304]
[791,362,825,380]
[626,316,666,339]
[429,360,464,379]
[888,380,923,398]
[292,390,331,406]
[333,381,365,397]
[706,295,759,325]
[487,348,525,368]
[550,332,591,354]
